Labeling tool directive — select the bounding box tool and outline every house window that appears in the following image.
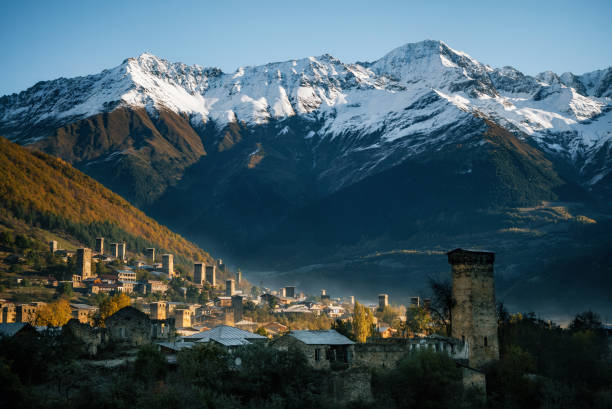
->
[484,336,488,347]
[461,335,465,343]
[314,348,321,361]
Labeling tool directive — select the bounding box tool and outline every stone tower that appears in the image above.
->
[162,254,174,278]
[110,243,119,259]
[226,279,235,296]
[232,295,244,322]
[205,265,216,286]
[193,262,204,285]
[95,237,104,254]
[145,248,155,263]
[284,286,296,298]
[117,242,126,261]
[448,248,499,369]
[76,248,92,278]
[378,294,389,311]
[49,240,58,254]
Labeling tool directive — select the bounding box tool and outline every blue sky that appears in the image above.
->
[1,0,611,96]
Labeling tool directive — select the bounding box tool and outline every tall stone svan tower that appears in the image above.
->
[448,248,499,369]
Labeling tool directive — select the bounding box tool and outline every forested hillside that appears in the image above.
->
[0,136,211,267]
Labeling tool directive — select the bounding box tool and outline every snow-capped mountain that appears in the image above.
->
[1,40,612,219]
[1,41,610,188]
[2,40,611,314]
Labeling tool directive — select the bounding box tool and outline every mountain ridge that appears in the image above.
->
[0,40,611,315]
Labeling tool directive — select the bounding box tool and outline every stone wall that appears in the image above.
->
[461,366,486,391]
[354,336,468,369]
[64,319,105,355]
[328,367,373,403]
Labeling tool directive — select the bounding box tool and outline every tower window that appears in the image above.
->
[484,336,488,347]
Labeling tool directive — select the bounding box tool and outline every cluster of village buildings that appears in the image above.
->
[2,237,430,340]
[1,244,510,394]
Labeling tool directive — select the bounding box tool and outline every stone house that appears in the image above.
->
[174,308,192,328]
[151,318,175,340]
[146,280,168,294]
[261,321,288,337]
[70,303,98,324]
[272,330,355,370]
[1,303,16,323]
[16,302,42,324]
[105,306,151,346]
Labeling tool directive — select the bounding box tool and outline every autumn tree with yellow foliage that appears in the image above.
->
[96,293,131,326]
[0,136,213,269]
[353,301,374,343]
[35,298,73,327]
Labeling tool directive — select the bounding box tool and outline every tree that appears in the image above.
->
[569,310,603,333]
[58,282,73,299]
[373,349,464,409]
[96,293,131,326]
[405,306,434,336]
[428,277,454,336]
[35,298,73,327]
[332,318,354,341]
[353,301,374,343]
[133,344,167,383]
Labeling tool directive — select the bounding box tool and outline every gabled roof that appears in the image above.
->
[183,325,266,341]
[288,330,355,345]
[0,322,30,337]
[208,338,252,346]
[106,306,149,321]
[70,303,97,311]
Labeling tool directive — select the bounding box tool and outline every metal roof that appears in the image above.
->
[210,338,252,346]
[0,323,28,337]
[289,330,355,345]
[156,341,194,351]
[183,325,266,341]
[70,303,97,310]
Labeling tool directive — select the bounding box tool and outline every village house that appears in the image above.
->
[214,296,232,307]
[260,321,288,337]
[272,330,355,370]
[90,282,117,294]
[324,304,345,318]
[105,306,152,346]
[70,303,98,324]
[116,270,137,282]
[145,280,168,294]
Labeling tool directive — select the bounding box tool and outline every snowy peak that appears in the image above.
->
[0,40,610,162]
[371,40,496,97]
[555,67,612,98]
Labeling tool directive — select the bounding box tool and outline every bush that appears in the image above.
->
[373,349,463,409]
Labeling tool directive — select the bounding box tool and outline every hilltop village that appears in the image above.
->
[1,236,611,408]
[0,238,500,392]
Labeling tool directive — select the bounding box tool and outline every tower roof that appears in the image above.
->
[447,248,495,264]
